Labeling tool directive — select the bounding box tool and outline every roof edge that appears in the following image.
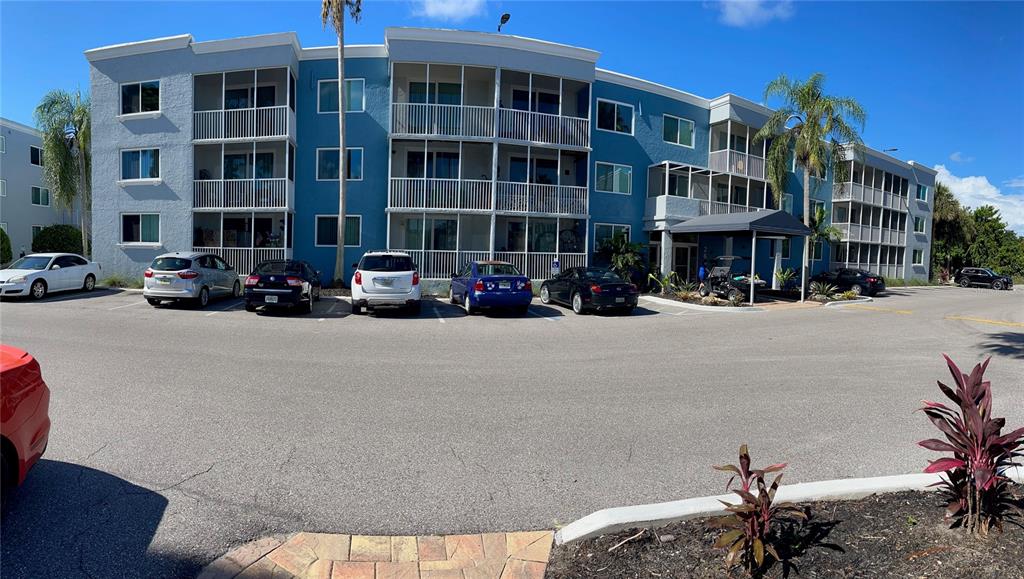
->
[85,34,193,61]
[710,93,773,116]
[385,27,600,63]
[0,117,40,136]
[192,32,300,57]
[595,69,709,109]
[300,45,388,60]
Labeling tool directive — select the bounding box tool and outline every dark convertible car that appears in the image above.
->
[540,267,639,315]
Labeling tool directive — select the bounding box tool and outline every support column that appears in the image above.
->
[750,230,757,306]
[660,229,672,279]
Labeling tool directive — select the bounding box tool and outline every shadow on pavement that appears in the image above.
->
[0,460,195,579]
[0,288,124,304]
[978,331,1024,360]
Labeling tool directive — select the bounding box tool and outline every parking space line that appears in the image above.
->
[205,301,244,316]
[434,308,446,324]
[844,304,913,315]
[528,310,558,322]
[945,315,1024,328]
[108,300,148,311]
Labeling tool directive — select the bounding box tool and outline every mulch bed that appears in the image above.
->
[546,490,1024,578]
[321,287,351,297]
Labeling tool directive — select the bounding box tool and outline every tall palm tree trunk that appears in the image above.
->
[332,18,348,284]
[75,139,90,257]
[801,170,810,301]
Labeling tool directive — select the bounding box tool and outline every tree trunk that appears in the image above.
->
[75,138,90,258]
[800,170,811,301]
[332,17,348,285]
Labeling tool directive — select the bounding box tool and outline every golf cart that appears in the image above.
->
[698,255,766,301]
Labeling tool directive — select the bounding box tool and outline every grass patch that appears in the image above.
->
[100,274,144,289]
[886,277,942,288]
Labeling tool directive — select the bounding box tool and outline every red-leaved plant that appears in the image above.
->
[918,355,1024,534]
[710,445,806,573]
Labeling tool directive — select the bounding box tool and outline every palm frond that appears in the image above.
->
[322,0,362,32]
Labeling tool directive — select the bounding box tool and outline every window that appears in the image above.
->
[120,149,160,181]
[912,249,924,265]
[663,115,694,147]
[916,184,928,201]
[595,223,630,246]
[32,225,43,240]
[0,180,5,196]
[775,238,791,260]
[31,186,50,206]
[318,79,365,113]
[316,148,362,181]
[120,80,160,115]
[315,215,361,247]
[782,193,793,214]
[914,216,925,233]
[810,199,825,219]
[595,162,632,195]
[812,241,823,261]
[121,213,160,244]
[30,146,43,166]
[596,99,633,135]
[0,135,5,153]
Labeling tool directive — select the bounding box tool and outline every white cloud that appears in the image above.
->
[948,151,974,163]
[709,0,794,28]
[1004,176,1024,189]
[414,0,485,22]
[935,164,1024,234]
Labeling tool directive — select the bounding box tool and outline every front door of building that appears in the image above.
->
[674,243,697,282]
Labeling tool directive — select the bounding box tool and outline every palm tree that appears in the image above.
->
[808,204,842,262]
[322,0,362,284]
[754,73,865,300]
[930,182,974,280]
[34,89,91,257]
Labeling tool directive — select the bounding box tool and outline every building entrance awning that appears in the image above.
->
[667,209,811,237]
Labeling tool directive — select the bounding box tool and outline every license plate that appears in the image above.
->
[158,278,171,285]
[376,278,394,287]
[265,295,278,304]
[498,281,511,289]
[615,297,625,303]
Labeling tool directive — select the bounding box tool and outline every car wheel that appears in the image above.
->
[313,286,321,302]
[571,292,585,315]
[463,292,475,315]
[698,286,710,298]
[147,298,162,307]
[539,285,551,304]
[304,294,314,314]
[959,277,970,288]
[727,289,743,302]
[245,302,256,312]
[851,284,863,296]
[83,274,96,291]
[30,279,47,300]
[993,280,1004,291]
[196,287,210,308]
[232,280,241,298]
[449,286,457,304]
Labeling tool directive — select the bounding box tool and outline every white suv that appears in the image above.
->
[350,251,422,315]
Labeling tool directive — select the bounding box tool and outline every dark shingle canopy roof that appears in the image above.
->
[668,209,811,237]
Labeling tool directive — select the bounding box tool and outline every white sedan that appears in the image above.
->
[0,253,102,299]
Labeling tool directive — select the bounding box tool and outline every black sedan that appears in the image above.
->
[954,267,1013,290]
[244,260,322,313]
[811,268,886,296]
[540,267,639,315]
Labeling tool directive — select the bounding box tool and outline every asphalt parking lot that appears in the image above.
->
[1,285,1022,578]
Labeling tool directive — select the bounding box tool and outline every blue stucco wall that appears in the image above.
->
[294,56,390,281]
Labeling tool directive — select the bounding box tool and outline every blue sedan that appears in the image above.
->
[449,261,533,315]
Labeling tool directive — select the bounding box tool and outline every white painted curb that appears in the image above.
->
[640,294,765,313]
[555,467,1024,545]
[823,296,874,307]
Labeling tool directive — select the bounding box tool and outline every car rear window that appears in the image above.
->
[256,261,303,275]
[478,264,521,276]
[581,269,623,282]
[360,255,414,272]
[151,257,192,271]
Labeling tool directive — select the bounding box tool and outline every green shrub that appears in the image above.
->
[31,224,83,254]
[0,227,11,265]
[840,290,858,300]
[101,274,144,289]
[809,281,838,301]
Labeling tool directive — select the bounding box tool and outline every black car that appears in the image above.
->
[954,267,1013,290]
[540,267,639,315]
[811,268,886,296]
[244,260,322,313]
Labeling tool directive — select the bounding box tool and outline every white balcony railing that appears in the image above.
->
[193,178,291,210]
[494,252,587,280]
[494,182,588,215]
[193,106,293,141]
[709,150,766,180]
[396,250,587,280]
[833,183,909,213]
[391,103,496,139]
[496,108,590,148]
[697,200,757,216]
[388,178,493,211]
[192,247,288,275]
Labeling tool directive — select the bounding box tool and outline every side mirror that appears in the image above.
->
[226,265,234,271]
[51,264,61,270]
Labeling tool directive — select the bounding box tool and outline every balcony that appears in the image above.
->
[193,106,295,141]
[495,182,587,215]
[193,247,290,276]
[833,183,906,211]
[389,178,493,211]
[496,109,590,149]
[709,149,766,180]
[835,222,906,246]
[194,178,293,210]
[400,249,587,280]
[193,68,296,142]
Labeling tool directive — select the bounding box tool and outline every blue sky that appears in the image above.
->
[2,0,1022,230]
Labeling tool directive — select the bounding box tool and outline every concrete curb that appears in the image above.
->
[197,535,289,579]
[640,294,765,313]
[823,296,874,307]
[554,468,1024,545]
[97,286,143,293]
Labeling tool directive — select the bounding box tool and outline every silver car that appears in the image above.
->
[143,251,241,308]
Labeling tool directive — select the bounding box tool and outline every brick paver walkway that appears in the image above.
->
[198,531,554,579]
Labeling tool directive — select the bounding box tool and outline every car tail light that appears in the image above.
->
[285,276,303,286]
[629,284,638,292]
[244,275,260,286]
[354,271,362,285]
[474,279,484,292]
[590,284,602,293]
[523,280,532,291]
[144,268,154,278]
[178,270,199,279]
[413,272,420,286]
[867,277,878,283]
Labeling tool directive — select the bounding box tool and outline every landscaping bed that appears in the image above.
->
[546,490,1024,578]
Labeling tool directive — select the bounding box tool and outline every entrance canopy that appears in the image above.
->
[668,209,811,237]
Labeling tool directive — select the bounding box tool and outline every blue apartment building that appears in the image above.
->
[85,28,936,285]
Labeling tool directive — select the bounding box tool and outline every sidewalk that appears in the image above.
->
[199,531,554,579]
